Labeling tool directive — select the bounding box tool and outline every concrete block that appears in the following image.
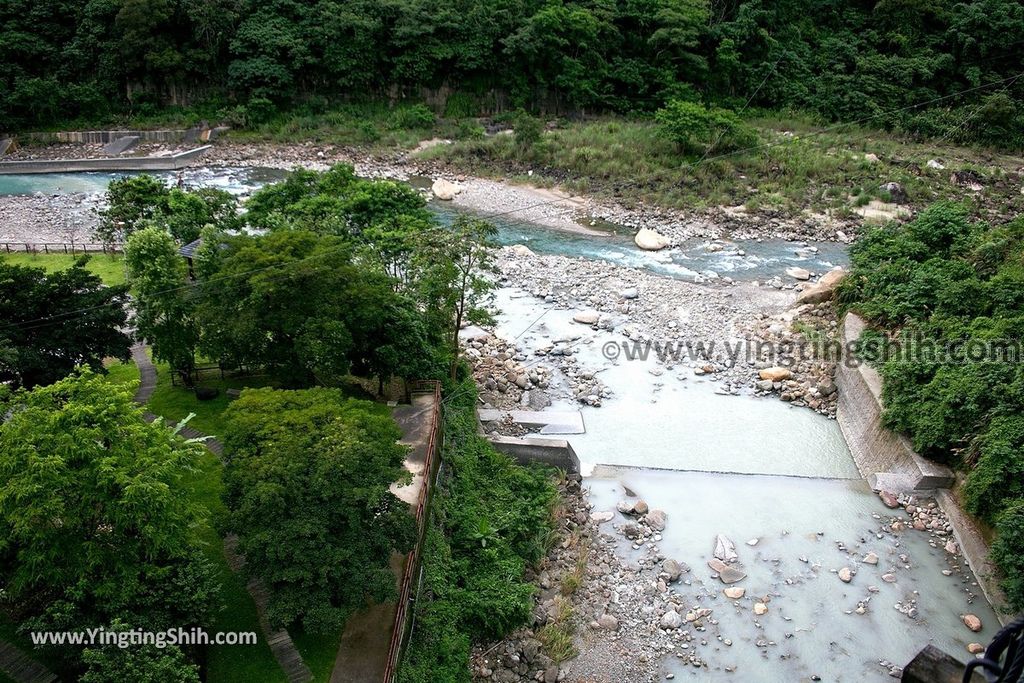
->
[488,435,581,473]
[101,135,140,155]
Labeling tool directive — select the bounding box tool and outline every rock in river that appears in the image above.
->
[714,534,739,562]
[635,227,671,251]
[838,567,853,583]
[962,614,983,632]
[661,610,683,629]
[431,178,462,200]
[758,367,792,382]
[723,587,746,599]
[646,509,667,531]
[708,558,747,584]
[573,310,600,325]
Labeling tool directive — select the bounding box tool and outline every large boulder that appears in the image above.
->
[786,266,811,280]
[880,181,908,204]
[432,178,462,200]
[758,367,792,382]
[795,267,847,304]
[572,310,600,325]
[634,227,671,251]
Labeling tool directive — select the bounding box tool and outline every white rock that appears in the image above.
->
[431,178,462,200]
[635,227,671,251]
[661,610,683,629]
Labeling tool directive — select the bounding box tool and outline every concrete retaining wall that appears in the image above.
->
[835,313,954,491]
[488,435,581,473]
[0,146,212,175]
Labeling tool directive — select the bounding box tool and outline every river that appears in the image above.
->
[0,168,998,681]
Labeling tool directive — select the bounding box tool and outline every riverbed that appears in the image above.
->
[0,165,996,682]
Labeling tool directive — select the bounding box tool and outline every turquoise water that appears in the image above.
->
[0,167,288,197]
[0,168,847,282]
[429,202,848,282]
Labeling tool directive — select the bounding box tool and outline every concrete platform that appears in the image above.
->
[488,435,581,472]
[101,135,140,155]
[0,145,212,174]
[477,408,586,435]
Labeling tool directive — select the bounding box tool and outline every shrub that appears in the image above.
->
[245,96,277,126]
[398,377,557,680]
[963,416,1024,523]
[513,110,544,150]
[654,100,756,154]
[991,499,1024,611]
[387,103,436,130]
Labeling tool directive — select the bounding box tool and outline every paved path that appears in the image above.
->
[331,389,439,683]
[0,642,57,683]
[129,345,308,682]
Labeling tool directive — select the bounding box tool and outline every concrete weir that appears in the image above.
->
[0,145,212,174]
[488,434,581,473]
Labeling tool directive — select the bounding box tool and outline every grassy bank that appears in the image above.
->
[416,114,1024,217]
[0,253,126,287]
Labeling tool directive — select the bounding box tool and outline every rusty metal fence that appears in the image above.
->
[1,242,123,254]
[382,380,442,683]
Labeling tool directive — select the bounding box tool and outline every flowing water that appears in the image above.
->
[0,167,288,197]
[488,284,999,680]
[2,168,995,679]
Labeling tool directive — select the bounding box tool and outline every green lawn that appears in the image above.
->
[102,357,140,389]
[0,252,127,287]
[146,360,277,439]
[185,449,287,683]
[291,630,343,682]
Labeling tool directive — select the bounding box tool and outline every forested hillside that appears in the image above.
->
[2,0,1024,147]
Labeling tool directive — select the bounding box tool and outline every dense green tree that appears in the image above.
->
[0,372,220,642]
[124,227,198,385]
[99,176,238,244]
[195,230,437,387]
[0,259,130,389]
[221,388,414,632]
[82,634,200,683]
[845,203,1024,611]
[6,0,1024,146]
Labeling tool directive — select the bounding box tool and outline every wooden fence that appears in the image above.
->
[382,380,442,683]
[1,242,123,254]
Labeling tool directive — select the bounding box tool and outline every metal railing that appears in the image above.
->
[382,380,442,683]
[1,242,123,254]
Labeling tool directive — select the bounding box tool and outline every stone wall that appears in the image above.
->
[835,313,954,491]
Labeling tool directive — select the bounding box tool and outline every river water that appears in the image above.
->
[1,169,997,679]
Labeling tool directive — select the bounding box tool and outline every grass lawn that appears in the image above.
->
[102,357,140,389]
[185,449,288,683]
[291,630,343,682]
[146,359,277,438]
[0,252,127,287]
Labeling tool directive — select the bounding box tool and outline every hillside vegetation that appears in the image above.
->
[841,203,1024,611]
[3,0,1024,153]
